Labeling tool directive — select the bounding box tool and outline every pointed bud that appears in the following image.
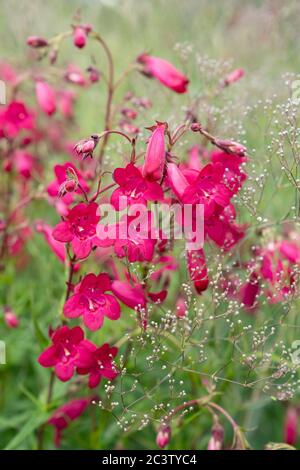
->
[27,36,48,48]
[223,68,245,86]
[142,123,166,181]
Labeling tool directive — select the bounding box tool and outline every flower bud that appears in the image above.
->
[176,297,187,318]
[73,26,87,49]
[214,139,247,157]
[27,36,48,48]
[87,66,101,83]
[207,422,224,450]
[142,123,166,181]
[73,135,100,159]
[190,122,201,132]
[156,425,171,449]
[223,68,245,86]
[4,307,19,328]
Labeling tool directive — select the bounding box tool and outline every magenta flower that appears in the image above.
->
[48,398,89,446]
[284,407,298,446]
[142,123,166,182]
[111,280,147,310]
[64,273,120,331]
[187,249,209,294]
[111,163,163,210]
[52,202,100,259]
[73,26,87,49]
[0,101,34,139]
[35,221,67,264]
[4,307,19,328]
[156,425,171,449]
[138,53,189,93]
[38,326,84,382]
[47,162,89,205]
[35,81,56,116]
[77,340,118,388]
[27,36,48,48]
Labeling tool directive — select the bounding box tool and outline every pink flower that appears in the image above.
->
[52,202,100,259]
[284,407,298,446]
[176,297,187,318]
[48,398,89,446]
[58,90,75,118]
[156,425,171,449]
[207,423,224,450]
[77,341,118,388]
[111,280,147,310]
[239,272,260,310]
[38,326,84,382]
[111,163,163,210]
[47,162,89,205]
[210,150,247,194]
[64,65,86,86]
[142,123,166,182]
[27,36,48,48]
[223,68,245,86]
[35,221,67,264]
[73,26,87,49]
[64,273,120,331]
[12,150,36,179]
[73,135,99,159]
[0,101,34,138]
[35,81,56,116]
[187,249,209,294]
[166,163,189,199]
[181,163,233,219]
[4,307,19,328]
[138,54,189,93]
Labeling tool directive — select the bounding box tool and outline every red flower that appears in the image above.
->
[38,326,84,382]
[48,398,89,446]
[35,81,56,116]
[111,163,163,210]
[64,273,120,331]
[0,101,34,138]
[138,54,189,93]
[77,341,118,388]
[53,202,100,259]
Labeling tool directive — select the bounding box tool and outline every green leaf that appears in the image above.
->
[4,411,49,450]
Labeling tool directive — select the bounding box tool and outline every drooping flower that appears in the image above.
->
[111,163,163,210]
[0,101,34,139]
[156,425,171,449]
[48,398,89,447]
[73,135,99,159]
[142,123,166,181]
[77,341,118,388]
[207,422,224,450]
[47,162,89,209]
[35,221,68,264]
[111,280,147,310]
[52,202,100,259]
[35,81,56,116]
[38,326,84,382]
[284,407,298,446]
[137,54,189,93]
[64,273,120,331]
[187,249,209,294]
